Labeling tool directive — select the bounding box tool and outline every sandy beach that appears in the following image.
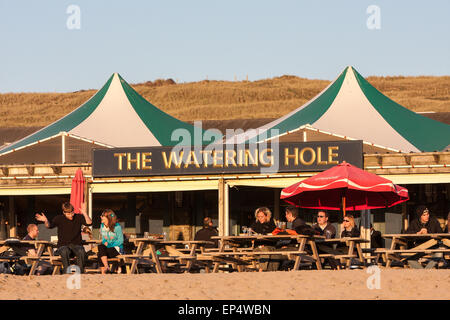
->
[0,269,448,300]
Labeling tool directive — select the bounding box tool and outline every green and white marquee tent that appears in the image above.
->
[0,73,210,165]
[227,66,450,153]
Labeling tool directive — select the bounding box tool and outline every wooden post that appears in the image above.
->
[274,189,280,221]
[224,182,229,236]
[8,196,16,238]
[402,202,408,232]
[218,179,225,236]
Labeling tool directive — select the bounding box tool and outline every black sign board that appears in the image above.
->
[93,141,363,178]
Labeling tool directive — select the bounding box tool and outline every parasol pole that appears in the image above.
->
[342,196,346,217]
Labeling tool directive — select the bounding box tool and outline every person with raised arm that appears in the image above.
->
[35,201,92,274]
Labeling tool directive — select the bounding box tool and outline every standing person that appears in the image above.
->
[406,205,443,234]
[194,217,218,248]
[341,214,360,238]
[312,210,336,239]
[98,209,124,274]
[35,202,92,274]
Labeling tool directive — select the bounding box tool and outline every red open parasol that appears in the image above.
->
[70,168,86,214]
[280,161,409,215]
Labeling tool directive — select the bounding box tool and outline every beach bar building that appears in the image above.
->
[0,67,449,244]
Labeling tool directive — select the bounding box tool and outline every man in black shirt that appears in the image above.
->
[35,202,92,273]
[194,217,218,248]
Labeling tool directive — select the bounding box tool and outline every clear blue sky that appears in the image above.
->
[1,0,449,93]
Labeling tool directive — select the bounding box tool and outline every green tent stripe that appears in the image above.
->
[0,74,114,154]
[352,68,450,152]
[253,67,348,142]
[118,74,210,146]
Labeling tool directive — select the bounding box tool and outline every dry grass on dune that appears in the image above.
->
[0,75,449,128]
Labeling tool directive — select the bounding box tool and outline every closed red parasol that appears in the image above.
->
[280,161,409,215]
[70,168,86,214]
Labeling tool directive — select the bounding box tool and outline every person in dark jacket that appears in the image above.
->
[194,217,218,248]
[285,206,314,236]
[370,224,383,249]
[312,210,336,239]
[250,207,276,235]
[35,201,92,274]
[341,214,360,238]
[250,207,277,271]
[312,210,338,269]
[406,205,443,234]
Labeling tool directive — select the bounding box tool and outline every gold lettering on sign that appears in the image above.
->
[284,148,299,166]
[200,150,212,168]
[184,151,200,168]
[245,149,258,166]
[114,153,127,171]
[212,150,223,168]
[127,153,140,170]
[316,147,328,165]
[328,146,339,164]
[224,150,237,167]
[299,147,315,165]
[142,152,152,170]
[162,151,184,169]
[237,149,245,166]
[259,148,274,167]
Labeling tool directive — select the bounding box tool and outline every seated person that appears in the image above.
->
[194,217,218,248]
[35,202,92,274]
[250,207,277,271]
[312,210,338,269]
[404,206,443,269]
[97,209,124,274]
[405,205,443,235]
[250,207,276,235]
[341,214,360,238]
[370,224,383,249]
[312,210,336,239]
[12,224,51,275]
[336,214,361,268]
[285,206,314,236]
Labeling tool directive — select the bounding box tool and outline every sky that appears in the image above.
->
[0,0,449,93]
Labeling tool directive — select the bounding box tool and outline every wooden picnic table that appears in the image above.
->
[127,237,163,274]
[314,237,369,268]
[381,233,450,268]
[158,240,216,272]
[0,239,55,276]
[209,234,324,272]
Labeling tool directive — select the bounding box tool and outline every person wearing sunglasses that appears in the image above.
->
[312,210,336,239]
[98,209,124,274]
[340,214,360,238]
